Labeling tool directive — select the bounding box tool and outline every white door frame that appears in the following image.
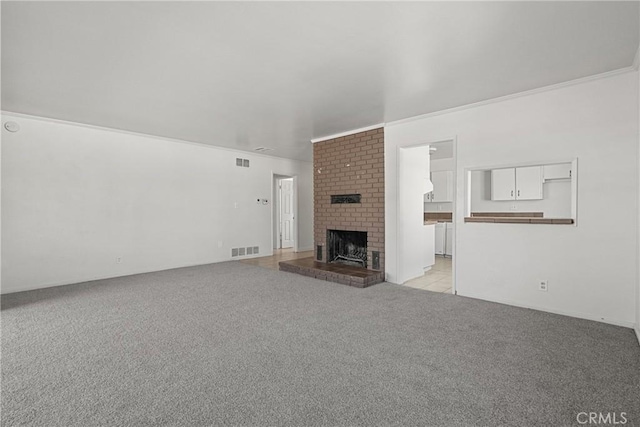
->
[395,137,458,295]
[271,173,298,253]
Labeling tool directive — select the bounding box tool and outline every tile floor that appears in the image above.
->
[403,256,452,294]
[239,248,314,271]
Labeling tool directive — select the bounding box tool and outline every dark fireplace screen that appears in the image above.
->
[327,230,367,268]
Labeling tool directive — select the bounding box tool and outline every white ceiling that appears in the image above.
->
[2,2,638,161]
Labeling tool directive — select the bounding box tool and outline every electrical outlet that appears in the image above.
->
[116,257,122,264]
[510,204,517,210]
[538,280,548,292]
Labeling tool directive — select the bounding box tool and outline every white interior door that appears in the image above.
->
[280,178,294,248]
[398,145,432,283]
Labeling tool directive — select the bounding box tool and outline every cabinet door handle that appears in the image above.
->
[511,190,514,197]
[517,190,520,197]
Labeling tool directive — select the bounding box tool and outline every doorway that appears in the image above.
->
[273,175,296,251]
[398,139,457,294]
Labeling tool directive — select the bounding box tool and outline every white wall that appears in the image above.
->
[1,113,313,294]
[386,71,639,327]
[470,170,572,217]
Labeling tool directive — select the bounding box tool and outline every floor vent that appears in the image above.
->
[232,246,258,257]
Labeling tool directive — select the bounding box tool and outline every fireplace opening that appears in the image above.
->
[327,230,367,268]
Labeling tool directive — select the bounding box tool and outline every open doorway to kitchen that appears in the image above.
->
[272,174,296,252]
[403,139,456,294]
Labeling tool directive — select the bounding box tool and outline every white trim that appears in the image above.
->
[633,45,639,70]
[0,259,236,295]
[0,110,313,163]
[458,290,636,329]
[635,326,640,347]
[310,123,385,143]
[385,67,636,128]
[296,246,314,252]
[450,138,458,295]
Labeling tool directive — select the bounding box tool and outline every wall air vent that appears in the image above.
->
[331,194,361,204]
[232,246,258,257]
[236,158,250,167]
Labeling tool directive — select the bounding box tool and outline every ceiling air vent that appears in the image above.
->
[254,147,273,153]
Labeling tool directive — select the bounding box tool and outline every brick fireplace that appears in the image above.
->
[279,127,385,287]
[313,128,385,276]
[280,128,385,288]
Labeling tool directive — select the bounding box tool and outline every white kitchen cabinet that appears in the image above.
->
[515,166,543,200]
[491,166,542,201]
[424,222,435,270]
[543,163,572,181]
[431,170,453,202]
[491,168,516,201]
[425,170,453,203]
[445,223,453,256]
[434,223,445,255]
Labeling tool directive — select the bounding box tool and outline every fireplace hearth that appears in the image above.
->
[327,230,367,268]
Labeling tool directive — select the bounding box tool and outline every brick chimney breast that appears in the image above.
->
[313,128,385,272]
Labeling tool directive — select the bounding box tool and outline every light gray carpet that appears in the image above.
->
[2,262,639,426]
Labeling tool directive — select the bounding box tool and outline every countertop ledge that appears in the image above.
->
[464,217,574,224]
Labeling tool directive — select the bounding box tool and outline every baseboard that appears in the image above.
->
[457,290,636,329]
[635,326,640,346]
[0,259,236,295]
[296,246,314,252]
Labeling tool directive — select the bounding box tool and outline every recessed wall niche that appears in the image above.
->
[465,160,577,224]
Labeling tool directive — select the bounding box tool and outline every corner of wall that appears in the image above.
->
[636,59,640,344]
